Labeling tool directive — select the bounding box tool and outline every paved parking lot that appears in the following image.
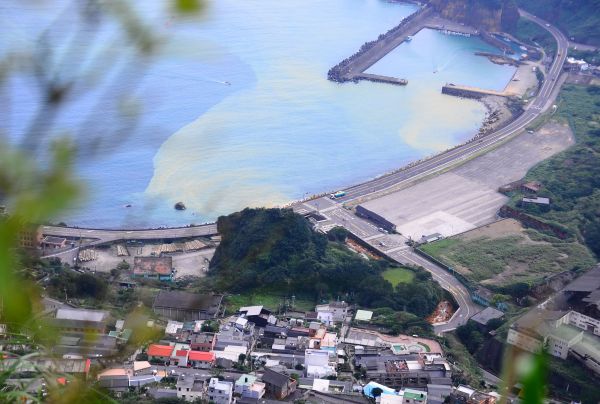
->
[360,122,574,240]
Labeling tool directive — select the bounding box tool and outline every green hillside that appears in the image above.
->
[517,0,600,46]
[209,208,445,319]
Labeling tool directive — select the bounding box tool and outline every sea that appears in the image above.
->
[0,0,516,228]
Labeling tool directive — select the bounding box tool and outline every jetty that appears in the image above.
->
[441,83,511,99]
[355,73,407,86]
[475,51,520,66]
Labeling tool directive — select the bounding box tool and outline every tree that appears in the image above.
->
[117,260,131,271]
[327,226,349,242]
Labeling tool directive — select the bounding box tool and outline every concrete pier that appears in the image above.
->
[355,73,408,86]
[442,83,510,99]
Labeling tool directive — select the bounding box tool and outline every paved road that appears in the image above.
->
[296,200,480,333]
[391,249,479,333]
[40,223,218,245]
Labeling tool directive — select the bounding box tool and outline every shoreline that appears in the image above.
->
[42,6,546,232]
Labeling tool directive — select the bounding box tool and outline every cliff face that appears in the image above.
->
[429,0,519,32]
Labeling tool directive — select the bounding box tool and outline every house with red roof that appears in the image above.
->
[188,350,216,369]
[174,349,189,367]
[147,344,174,363]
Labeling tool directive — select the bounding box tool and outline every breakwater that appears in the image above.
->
[327,5,433,83]
[355,73,407,86]
[475,51,520,66]
[442,83,509,99]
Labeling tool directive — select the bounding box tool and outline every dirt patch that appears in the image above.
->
[76,239,215,279]
[481,260,528,286]
[504,62,539,96]
[346,238,382,260]
[426,300,454,324]
[459,218,523,241]
[565,73,594,85]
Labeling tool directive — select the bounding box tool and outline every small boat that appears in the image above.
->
[224,81,231,85]
[124,204,132,208]
[406,35,413,42]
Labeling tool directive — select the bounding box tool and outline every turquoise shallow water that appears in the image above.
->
[1,0,515,228]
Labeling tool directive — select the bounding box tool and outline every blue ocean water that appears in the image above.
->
[1,0,515,228]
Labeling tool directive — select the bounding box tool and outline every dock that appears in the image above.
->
[441,83,510,99]
[355,73,408,86]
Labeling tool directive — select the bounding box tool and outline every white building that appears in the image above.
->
[207,377,233,404]
[176,376,205,402]
[315,301,348,322]
[317,311,333,326]
[508,267,600,374]
[507,307,600,373]
[569,310,600,336]
[305,349,336,378]
[235,374,265,399]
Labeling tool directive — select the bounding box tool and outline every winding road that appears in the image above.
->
[41,10,568,334]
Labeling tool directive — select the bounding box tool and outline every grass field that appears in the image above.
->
[510,85,600,257]
[382,268,415,287]
[225,291,315,314]
[420,222,595,289]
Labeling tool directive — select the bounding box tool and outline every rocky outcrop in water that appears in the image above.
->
[428,0,519,32]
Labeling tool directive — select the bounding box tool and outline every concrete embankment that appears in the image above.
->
[355,73,407,86]
[442,83,509,99]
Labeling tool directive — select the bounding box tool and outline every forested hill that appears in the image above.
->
[428,0,519,32]
[516,0,600,46]
[209,208,445,318]
[429,0,600,47]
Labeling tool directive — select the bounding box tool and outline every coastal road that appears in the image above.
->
[333,10,568,204]
[40,223,218,246]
